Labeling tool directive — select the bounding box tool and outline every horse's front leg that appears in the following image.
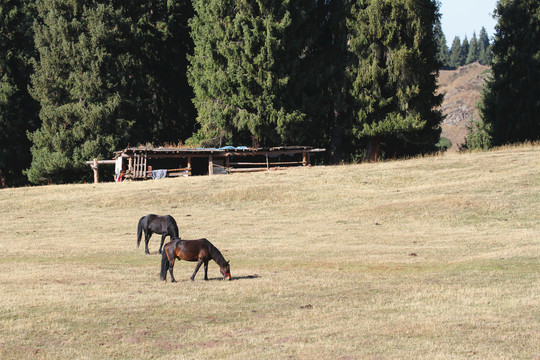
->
[159,234,167,254]
[190,259,203,282]
[203,260,209,281]
[144,231,152,255]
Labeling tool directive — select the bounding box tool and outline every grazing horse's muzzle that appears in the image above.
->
[221,261,231,280]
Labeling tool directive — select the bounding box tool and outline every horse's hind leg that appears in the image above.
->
[159,234,167,254]
[190,259,203,282]
[144,231,152,255]
[168,257,177,283]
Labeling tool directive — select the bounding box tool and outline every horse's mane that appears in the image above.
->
[205,239,226,266]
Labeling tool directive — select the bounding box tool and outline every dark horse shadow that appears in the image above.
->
[202,274,260,282]
[169,274,260,282]
[230,274,260,281]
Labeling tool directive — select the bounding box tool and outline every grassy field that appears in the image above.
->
[1,145,539,359]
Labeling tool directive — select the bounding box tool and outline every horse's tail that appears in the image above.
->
[160,249,169,281]
[137,217,144,248]
[169,216,180,238]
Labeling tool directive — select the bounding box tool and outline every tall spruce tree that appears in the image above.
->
[27,0,195,184]
[188,0,305,147]
[479,0,540,146]
[347,0,443,160]
[460,36,469,66]
[27,0,126,184]
[284,0,348,162]
[466,32,480,64]
[434,20,449,68]
[478,26,492,65]
[113,1,195,146]
[0,0,39,186]
[448,36,462,69]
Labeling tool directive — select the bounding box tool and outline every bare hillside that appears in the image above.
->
[437,62,491,151]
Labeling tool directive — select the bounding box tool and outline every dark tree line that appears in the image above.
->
[188,0,443,163]
[0,0,40,186]
[25,0,196,184]
[0,0,536,186]
[1,0,444,185]
[435,25,492,69]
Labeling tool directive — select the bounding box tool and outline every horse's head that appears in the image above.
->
[220,261,231,281]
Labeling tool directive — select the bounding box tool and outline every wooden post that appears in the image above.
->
[143,153,147,178]
[92,158,99,184]
[302,151,307,166]
[266,152,269,169]
[208,155,214,176]
[187,156,192,176]
[133,155,139,178]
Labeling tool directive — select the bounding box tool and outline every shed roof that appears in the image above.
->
[113,146,325,159]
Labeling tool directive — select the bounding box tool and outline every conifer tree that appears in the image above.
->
[434,20,449,68]
[26,0,195,184]
[27,0,126,184]
[0,0,39,186]
[460,36,469,66]
[479,0,540,146]
[466,32,480,64]
[448,36,462,69]
[113,1,195,145]
[285,0,348,161]
[478,26,492,65]
[188,0,305,147]
[347,0,443,160]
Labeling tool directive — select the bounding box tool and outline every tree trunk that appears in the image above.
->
[329,108,342,164]
[367,136,381,162]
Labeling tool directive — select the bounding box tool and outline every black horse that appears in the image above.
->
[160,238,231,282]
[137,214,180,255]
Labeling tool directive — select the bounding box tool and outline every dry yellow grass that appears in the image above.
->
[1,144,539,359]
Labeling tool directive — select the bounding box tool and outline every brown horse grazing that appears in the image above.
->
[160,238,231,282]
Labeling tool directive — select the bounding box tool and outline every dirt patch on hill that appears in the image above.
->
[437,63,491,152]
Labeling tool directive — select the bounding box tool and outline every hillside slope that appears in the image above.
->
[437,63,491,152]
[0,145,539,359]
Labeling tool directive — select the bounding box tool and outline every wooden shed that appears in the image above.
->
[88,146,325,182]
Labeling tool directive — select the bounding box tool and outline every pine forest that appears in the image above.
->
[0,0,538,185]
